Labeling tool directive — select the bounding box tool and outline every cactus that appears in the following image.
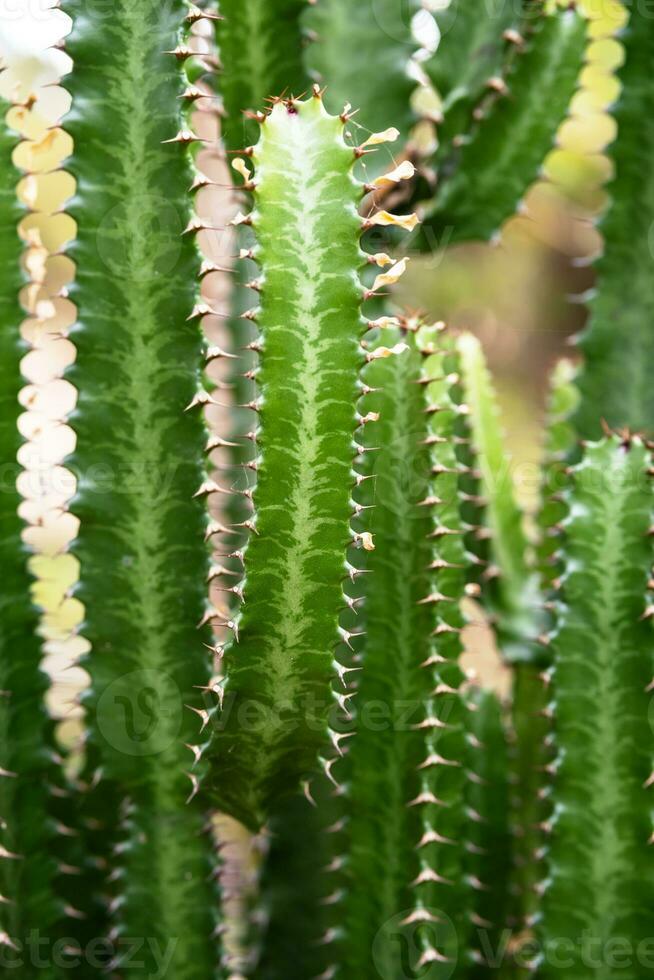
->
[456,333,534,660]
[62,1,220,973]
[574,4,654,438]
[538,435,654,977]
[202,91,417,830]
[1,0,654,976]
[419,5,587,247]
[0,107,65,971]
[465,686,512,978]
[426,0,526,158]
[328,323,469,976]
[304,0,420,168]
[214,0,309,152]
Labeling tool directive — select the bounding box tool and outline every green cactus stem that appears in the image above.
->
[419,5,587,248]
[574,4,654,437]
[202,91,418,830]
[62,1,221,973]
[538,435,654,978]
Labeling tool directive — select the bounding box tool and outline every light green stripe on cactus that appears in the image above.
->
[538,436,654,978]
[204,92,386,831]
[214,0,309,152]
[304,0,419,175]
[574,5,654,438]
[420,6,587,247]
[62,1,220,974]
[0,104,67,974]
[456,333,533,660]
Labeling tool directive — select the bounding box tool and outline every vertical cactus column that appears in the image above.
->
[574,4,654,437]
[304,0,420,173]
[419,5,587,246]
[0,108,65,974]
[538,435,654,977]
[335,322,469,976]
[214,0,309,152]
[203,91,418,830]
[62,1,220,974]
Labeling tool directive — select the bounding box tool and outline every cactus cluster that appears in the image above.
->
[1,0,653,977]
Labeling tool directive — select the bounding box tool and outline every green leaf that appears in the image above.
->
[0,105,67,973]
[214,0,309,152]
[304,0,420,175]
[420,7,587,247]
[63,2,220,973]
[203,92,385,831]
[574,5,654,438]
[456,333,533,659]
[538,436,654,977]
[465,687,512,978]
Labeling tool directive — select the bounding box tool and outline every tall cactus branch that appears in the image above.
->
[574,3,654,437]
[202,92,417,830]
[538,435,654,977]
[62,1,220,973]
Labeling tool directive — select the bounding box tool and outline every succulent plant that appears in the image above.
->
[1,1,652,977]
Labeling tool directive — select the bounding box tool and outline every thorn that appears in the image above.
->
[185,390,221,412]
[206,345,237,362]
[186,3,223,22]
[187,302,218,321]
[182,218,222,236]
[162,129,205,146]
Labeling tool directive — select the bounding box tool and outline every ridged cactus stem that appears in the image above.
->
[465,686,512,978]
[337,322,470,976]
[62,1,221,973]
[419,4,587,247]
[213,0,309,153]
[538,435,654,978]
[573,3,654,437]
[203,90,417,830]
